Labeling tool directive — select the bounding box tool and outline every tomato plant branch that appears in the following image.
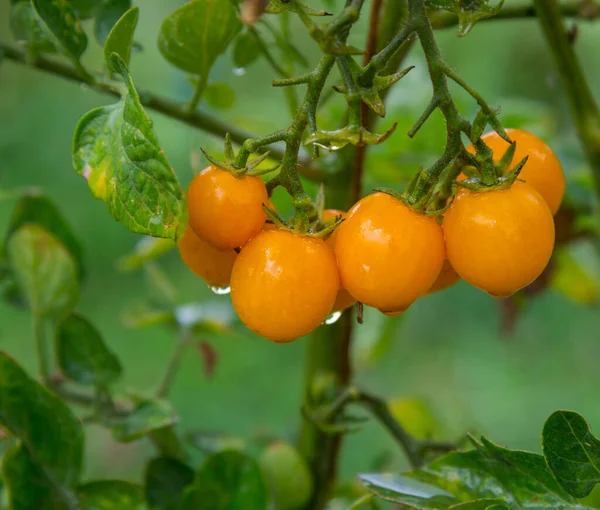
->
[430,0,598,29]
[315,387,456,468]
[155,332,192,399]
[0,42,322,181]
[534,0,600,197]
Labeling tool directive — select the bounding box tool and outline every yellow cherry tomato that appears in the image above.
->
[467,129,565,214]
[443,181,555,298]
[230,229,339,343]
[427,259,461,294]
[178,226,237,289]
[323,209,356,313]
[334,193,445,313]
[187,165,268,250]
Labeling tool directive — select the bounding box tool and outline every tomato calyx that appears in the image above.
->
[199,133,280,178]
[456,154,529,192]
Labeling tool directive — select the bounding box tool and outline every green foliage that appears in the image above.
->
[5,191,84,279]
[110,399,178,443]
[9,2,58,57]
[0,353,83,506]
[31,0,88,64]
[259,442,313,510]
[182,451,268,510]
[103,6,139,68]
[157,0,241,77]
[94,0,131,44]
[145,457,194,510]
[204,82,236,111]
[55,313,122,388]
[72,54,183,240]
[7,224,79,319]
[233,30,261,68]
[543,411,600,498]
[360,436,584,508]
[77,480,144,510]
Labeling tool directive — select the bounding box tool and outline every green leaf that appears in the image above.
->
[111,399,178,443]
[233,30,261,68]
[449,500,510,510]
[103,6,139,68]
[77,480,144,510]
[359,437,584,509]
[145,457,194,510]
[7,224,79,318]
[117,237,176,272]
[158,0,241,76]
[2,444,74,510]
[68,0,98,19]
[543,411,600,498]
[6,190,84,280]
[95,0,132,45]
[182,451,268,510]
[31,0,88,63]
[204,82,236,111]
[0,352,83,505]
[72,54,184,240]
[9,2,58,57]
[55,313,122,387]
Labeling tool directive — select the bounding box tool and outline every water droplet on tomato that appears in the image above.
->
[209,285,231,295]
[323,311,342,325]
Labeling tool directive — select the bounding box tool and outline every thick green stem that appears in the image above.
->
[33,314,49,382]
[534,0,600,197]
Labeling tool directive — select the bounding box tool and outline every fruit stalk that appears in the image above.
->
[533,0,600,197]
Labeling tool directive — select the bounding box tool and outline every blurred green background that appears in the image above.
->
[2,0,600,489]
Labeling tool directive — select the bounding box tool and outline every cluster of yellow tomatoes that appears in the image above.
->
[179,129,565,343]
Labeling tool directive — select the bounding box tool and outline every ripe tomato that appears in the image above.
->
[334,193,445,313]
[178,225,237,289]
[187,166,268,250]
[427,259,460,294]
[466,129,565,214]
[443,181,555,297]
[230,229,339,343]
[323,209,356,313]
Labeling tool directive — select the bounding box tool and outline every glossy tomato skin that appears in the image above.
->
[467,129,565,214]
[187,166,268,250]
[178,226,237,288]
[443,181,555,298]
[323,209,356,313]
[427,259,460,294]
[230,229,339,343]
[334,193,445,313]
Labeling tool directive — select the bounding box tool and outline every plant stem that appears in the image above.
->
[0,42,321,181]
[298,3,382,506]
[156,334,190,399]
[299,312,353,509]
[33,314,49,382]
[534,0,600,196]
[187,75,207,113]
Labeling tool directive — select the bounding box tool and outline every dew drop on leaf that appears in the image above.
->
[233,67,246,76]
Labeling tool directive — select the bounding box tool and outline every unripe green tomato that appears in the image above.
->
[259,441,313,510]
